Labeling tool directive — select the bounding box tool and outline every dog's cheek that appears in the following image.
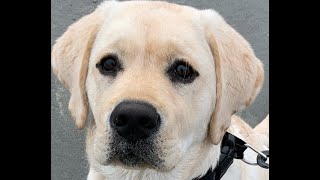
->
[191,86,216,143]
[86,71,112,128]
[153,108,187,168]
[154,131,183,170]
[86,76,115,166]
[87,125,113,166]
[86,71,100,121]
[164,77,215,145]
[90,107,115,166]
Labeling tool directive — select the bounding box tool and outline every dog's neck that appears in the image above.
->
[94,138,221,180]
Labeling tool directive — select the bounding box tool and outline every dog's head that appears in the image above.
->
[52,1,264,172]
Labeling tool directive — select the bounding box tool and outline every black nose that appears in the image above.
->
[110,101,161,143]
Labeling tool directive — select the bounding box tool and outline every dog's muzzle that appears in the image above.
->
[108,100,163,168]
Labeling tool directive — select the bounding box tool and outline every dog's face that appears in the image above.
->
[85,2,217,170]
[52,1,264,172]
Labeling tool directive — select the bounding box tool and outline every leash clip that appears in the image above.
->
[241,144,269,169]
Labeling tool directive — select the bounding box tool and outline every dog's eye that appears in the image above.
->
[174,63,191,79]
[102,58,117,71]
[96,54,122,76]
[167,60,199,84]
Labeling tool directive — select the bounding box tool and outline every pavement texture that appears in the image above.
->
[51,0,269,179]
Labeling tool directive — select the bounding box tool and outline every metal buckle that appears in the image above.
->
[241,144,269,169]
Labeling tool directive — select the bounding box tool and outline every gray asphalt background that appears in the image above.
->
[51,0,269,179]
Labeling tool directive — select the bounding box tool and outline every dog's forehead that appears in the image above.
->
[92,1,208,64]
[110,0,198,25]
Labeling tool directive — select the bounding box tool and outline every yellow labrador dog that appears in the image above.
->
[51,1,269,179]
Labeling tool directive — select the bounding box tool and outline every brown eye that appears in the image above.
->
[167,60,199,84]
[102,58,117,72]
[174,63,191,79]
[96,54,122,76]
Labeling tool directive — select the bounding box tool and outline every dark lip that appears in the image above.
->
[109,159,150,171]
[109,146,161,169]
[119,152,146,165]
[108,131,164,169]
[117,146,146,163]
[105,149,150,169]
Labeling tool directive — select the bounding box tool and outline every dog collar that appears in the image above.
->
[193,132,269,180]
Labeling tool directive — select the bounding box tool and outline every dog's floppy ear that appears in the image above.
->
[51,2,113,129]
[201,10,264,144]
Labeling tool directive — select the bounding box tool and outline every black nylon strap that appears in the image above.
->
[193,132,247,180]
[220,132,247,159]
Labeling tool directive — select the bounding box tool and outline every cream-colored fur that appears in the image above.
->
[52,1,269,180]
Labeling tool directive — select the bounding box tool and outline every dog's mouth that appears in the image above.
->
[116,148,148,168]
[108,134,164,169]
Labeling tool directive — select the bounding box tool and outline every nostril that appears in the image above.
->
[114,114,128,127]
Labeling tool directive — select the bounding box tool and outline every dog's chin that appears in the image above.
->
[110,156,153,170]
[103,132,167,171]
[107,152,165,171]
[118,152,147,167]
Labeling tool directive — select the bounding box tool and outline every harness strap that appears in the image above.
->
[193,132,248,180]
